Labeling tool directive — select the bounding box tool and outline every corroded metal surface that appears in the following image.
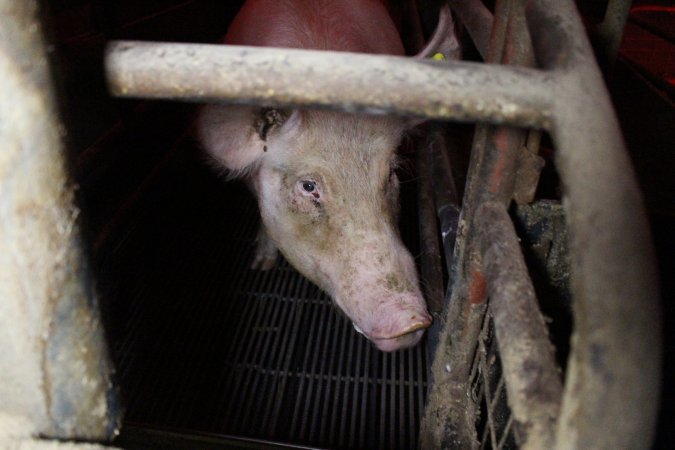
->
[421,2,537,446]
[0,0,120,441]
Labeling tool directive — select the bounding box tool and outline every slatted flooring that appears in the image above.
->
[100,144,429,449]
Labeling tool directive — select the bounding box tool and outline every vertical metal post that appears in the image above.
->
[595,0,634,74]
[0,0,120,442]
[527,0,661,448]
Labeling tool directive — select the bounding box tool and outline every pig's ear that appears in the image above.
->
[195,105,267,175]
[272,109,302,137]
[195,106,302,176]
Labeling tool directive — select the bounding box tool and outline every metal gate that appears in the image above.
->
[0,0,661,448]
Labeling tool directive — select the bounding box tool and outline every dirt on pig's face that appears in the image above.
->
[255,110,432,351]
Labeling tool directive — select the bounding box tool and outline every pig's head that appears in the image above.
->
[197,107,432,351]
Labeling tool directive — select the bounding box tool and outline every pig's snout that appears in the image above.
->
[349,295,432,352]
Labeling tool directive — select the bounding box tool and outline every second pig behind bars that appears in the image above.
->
[196,0,453,351]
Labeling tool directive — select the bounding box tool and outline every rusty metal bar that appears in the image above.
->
[421,1,560,448]
[526,0,661,448]
[0,0,120,443]
[420,0,523,445]
[105,41,554,128]
[476,201,563,449]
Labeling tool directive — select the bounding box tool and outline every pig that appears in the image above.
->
[195,0,436,352]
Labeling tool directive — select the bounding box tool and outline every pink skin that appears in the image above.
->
[196,0,433,351]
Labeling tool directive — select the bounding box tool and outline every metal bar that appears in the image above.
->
[416,133,445,358]
[0,0,119,440]
[429,131,461,277]
[238,275,288,431]
[526,1,661,448]
[379,352,388,449]
[595,0,634,74]
[449,0,494,61]
[327,317,348,445]
[220,268,271,428]
[359,342,372,449]
[421,0,538,446]
[289,293,322,439]
[298,296,332,440]
[309,300,336,442]
[476,201,563,449]
[105,41,554,128]
[347,325,364,449]
[267,277,311,435]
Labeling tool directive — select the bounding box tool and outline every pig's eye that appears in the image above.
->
[302,181,316,192]
[297,179,321,200]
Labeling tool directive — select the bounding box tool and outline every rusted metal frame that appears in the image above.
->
[475,4,562,449]
[526,0,661,448]
[421,0,561,447]
[419,124,500,449]
[0,0,120,441]
[513,129,544,205]
[420,1,524,446]
[475,6,562,449]
[105,41,555,129]
[476,201,563,450]
[447,0,494,61]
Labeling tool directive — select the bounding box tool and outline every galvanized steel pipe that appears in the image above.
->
[104,41,554,128]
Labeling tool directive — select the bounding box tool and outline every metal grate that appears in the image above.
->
[103,145,428,450]
[470,308,518,450]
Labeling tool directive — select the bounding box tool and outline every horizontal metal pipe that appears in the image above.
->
[105,41,554,128]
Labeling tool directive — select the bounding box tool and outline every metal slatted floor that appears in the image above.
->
[102,143,428,449]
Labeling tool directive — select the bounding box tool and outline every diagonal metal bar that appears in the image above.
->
[476,201,562,450]
[105,41,554,128]
[449,0,494,61]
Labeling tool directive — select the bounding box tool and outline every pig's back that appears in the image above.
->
[225,0,404,55]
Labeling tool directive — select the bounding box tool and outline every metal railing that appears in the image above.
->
[106,0,660,448]
[103,0,660,448]
[0,0,660,447]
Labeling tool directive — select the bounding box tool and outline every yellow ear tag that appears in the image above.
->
[432,52,446,61]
